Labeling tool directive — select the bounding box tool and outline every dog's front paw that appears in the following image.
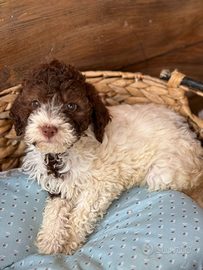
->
[36,229,66,255]
[62,240,83,255]
[35,196,73,254]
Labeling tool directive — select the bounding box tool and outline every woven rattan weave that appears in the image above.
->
[0,70,202,171]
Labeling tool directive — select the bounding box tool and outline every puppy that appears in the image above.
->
[10,60,203,255]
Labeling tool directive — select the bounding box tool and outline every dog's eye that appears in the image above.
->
[32,100,40,108]
[67,102,77,111]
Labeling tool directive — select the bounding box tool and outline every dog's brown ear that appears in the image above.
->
[85,83,111,143]
[10,88,27,136]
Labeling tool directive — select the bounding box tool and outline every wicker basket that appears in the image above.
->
[0,70,203,172]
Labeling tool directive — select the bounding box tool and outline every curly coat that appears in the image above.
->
[10,60,203,255]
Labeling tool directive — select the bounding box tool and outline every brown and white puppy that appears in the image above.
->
[10,60,203,255]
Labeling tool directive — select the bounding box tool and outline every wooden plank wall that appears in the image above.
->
[1,0,203,99]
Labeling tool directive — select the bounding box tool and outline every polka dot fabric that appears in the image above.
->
[1,172,203,270]
[0,172,47,269]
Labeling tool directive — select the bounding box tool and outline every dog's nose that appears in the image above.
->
[42,125,58,139]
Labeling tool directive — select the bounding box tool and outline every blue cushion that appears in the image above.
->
[1,171,203,270]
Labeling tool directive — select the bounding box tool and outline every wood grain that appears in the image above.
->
[1,0,203,90]
[121,42,203,82]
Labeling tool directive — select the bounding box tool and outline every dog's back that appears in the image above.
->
[99,103,203,195]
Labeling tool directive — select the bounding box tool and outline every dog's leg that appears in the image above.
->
[62,183,123,255]
[36,196,73,254]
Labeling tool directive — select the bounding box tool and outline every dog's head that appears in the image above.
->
[10,60,111,154]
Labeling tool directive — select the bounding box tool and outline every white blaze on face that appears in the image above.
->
[25,102,78,154]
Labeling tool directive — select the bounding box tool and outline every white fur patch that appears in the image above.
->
[23,103,203,255]
[24,103,203,196]
[25,102,78,154]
